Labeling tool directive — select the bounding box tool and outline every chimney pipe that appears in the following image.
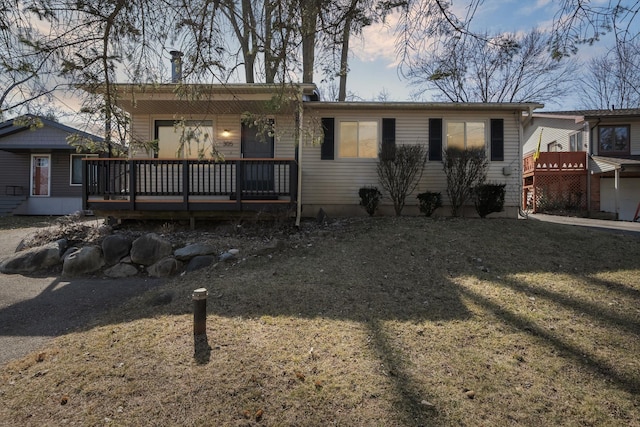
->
[170,50,183,83]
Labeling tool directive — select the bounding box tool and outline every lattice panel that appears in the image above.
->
[532,174,587,212]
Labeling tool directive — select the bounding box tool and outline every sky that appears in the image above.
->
[343,0,625,109]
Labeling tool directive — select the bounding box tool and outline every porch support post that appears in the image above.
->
[82,159,88,211]
[295,88,304,227]
[129,159,136,210]
[614,167,621,219]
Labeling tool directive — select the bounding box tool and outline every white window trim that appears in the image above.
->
[30,154,51,197]
[337,119,380,160]
[444,120,488,151]
[155,119,215,159]
[70,154,99,186]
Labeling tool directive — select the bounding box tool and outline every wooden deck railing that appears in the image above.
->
[523,151,588,176]
[83,158,298,213]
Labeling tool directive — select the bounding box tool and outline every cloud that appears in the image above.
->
[351,13,400,66]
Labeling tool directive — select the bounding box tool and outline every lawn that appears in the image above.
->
[1,216,639,426]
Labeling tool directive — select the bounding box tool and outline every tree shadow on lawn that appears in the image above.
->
[458,279,640,396]
[2,217,639,424]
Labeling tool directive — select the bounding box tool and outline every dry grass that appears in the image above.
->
[1,217,639,426]
[0,215,59,230]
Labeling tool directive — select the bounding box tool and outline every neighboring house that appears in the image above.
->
[0,115,103,215]
[523,109,640,220]
[83,83,542,221]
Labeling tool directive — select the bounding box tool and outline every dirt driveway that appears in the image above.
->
[0,227,165,366]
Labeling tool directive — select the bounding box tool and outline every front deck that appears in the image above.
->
[522,151,588,212]
[83,158,298,218]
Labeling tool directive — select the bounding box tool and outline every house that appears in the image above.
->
[523,109,640,221]
[84,82,543,222]
[0,115,103,215]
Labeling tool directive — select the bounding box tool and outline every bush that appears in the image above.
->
[443,147,488,217]
[416,192,442,217]
[377,144,428,216]
[474,183,506,218]
[359,186,382,216]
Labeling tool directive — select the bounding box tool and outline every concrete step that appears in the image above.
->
[0,196,26,216]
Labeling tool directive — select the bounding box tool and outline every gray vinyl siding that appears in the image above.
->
[0,125,72,149]
[302,108,522,212]
[0,151,30,194]
[51,151,82,197]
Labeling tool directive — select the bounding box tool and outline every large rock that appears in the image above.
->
[104,262,139,278]
[62,245,105,277]
[0,240,65,274]
[130,233,172,266]
[185,255,215,272]
[174,243,216,261]
[147,256,182,277]
[102,234,133,265]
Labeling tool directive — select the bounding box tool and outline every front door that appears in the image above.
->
[241,122,275,196]
[31,155,50,197]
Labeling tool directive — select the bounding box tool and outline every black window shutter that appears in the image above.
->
[381,118,396,160]
[321,118,335,160]
[490,118,504,161]
[429,118,443,161]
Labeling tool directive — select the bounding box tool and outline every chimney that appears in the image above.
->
[170,50,183,83]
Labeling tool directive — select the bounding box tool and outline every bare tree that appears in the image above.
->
[580,39,640,109]
[407,29,578,106]
[0,4,70,120]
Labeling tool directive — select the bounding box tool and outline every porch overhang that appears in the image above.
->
[590,156,640,174]
[90,83,319,116]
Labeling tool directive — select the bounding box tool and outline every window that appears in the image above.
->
[70,154,98,185]
[339,120,378,158]
[599,125,630,155]
[155,120,214,159]
[446,121,485,150]
[569,132,583,152]
[548,141,560,152]
[31,154,50,197]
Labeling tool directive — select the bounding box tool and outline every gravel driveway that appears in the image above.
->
[0,227,165,366]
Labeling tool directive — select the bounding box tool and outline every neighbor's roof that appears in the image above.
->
[0,115,102,150]
[539,109,640,119]
[590,155,640,174]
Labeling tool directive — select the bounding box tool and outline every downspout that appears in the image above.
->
[518,110,526,216]
[295,89,303,227]
[588,119,601,216]
[614,166,621,220]
[585,121,591,216]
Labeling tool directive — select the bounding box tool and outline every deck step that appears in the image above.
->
[0,196,27,216]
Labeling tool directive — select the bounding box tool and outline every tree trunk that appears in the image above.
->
[301,1,320,83]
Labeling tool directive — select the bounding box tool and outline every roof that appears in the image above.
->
[0,115,103,150]
[90,83,543,115]
[307,101,544,112]
[90,83,319,115]
[539,109,640,119]
[590,155,640,173]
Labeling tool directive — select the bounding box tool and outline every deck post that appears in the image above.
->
[182,159,189,210]
[236,160,243,210]
[129,159,136,210]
